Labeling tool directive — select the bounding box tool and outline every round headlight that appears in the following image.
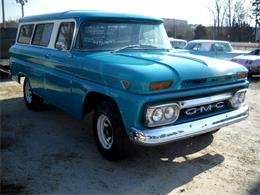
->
[152,108,163,122]
[229,91,246,108]
[238,92,245,103]
[164,106,175,120]
[164,105,180,122]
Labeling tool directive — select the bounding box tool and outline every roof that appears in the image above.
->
[188,39,230,44]
[169,38,187,42]
[19,10,163,23]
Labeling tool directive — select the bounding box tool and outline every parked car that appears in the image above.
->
[169,37,187,49]
[10,11,249,161]
[183,40,249,59]
[231,49,260,75]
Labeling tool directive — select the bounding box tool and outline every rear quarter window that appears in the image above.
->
[211,43,232,52]
[17,24,34,44]
[32,23,54,47]
[185,43,202,51]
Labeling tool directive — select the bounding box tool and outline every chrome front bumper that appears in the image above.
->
[129,104,249,146]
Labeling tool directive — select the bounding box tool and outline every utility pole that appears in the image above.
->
[1,0,6,28]
[16,0,28,17]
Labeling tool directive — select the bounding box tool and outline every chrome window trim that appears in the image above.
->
[16,23,35,45]
[16,19,77,49]
[32,22,55,47]
[55,21,76,51]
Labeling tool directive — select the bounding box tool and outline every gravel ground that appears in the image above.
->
[1,74,260,195]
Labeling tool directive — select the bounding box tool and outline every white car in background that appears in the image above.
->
[182,40,249,59]
[231,49,260,75]
[169,37,187,49]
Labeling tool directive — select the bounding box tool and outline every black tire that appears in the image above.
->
[23,78,43,111]
[93,100,130,161]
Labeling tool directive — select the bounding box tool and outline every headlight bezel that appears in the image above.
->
[228,89,247,109]
[145,103,180,127]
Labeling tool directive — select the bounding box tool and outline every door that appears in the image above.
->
[44,21,76,112]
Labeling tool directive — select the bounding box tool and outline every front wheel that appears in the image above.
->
[93,100,129,161]
[23,78,43,110]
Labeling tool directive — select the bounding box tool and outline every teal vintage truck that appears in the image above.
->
[10,11,249,160]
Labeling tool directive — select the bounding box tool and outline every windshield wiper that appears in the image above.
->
[112,44,166,53]
[112,45,141,53]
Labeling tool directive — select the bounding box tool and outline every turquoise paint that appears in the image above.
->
[19,10,163,23]
[10,11,249,133]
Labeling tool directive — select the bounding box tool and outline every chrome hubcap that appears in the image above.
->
[97,114,113,149]
[25,81,32,104]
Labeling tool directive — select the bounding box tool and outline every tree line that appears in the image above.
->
[194,0,259,42]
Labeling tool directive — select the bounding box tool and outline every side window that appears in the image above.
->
[32,23,53,47]
[210,44,215,51]
[192,43,201,51]
[211,43,232,52]
[55,22,75,50]
[17,24,34,44]
[186,43,202,51]
[211,43,224,52]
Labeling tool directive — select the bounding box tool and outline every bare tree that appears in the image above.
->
[209,0,226,38]
[225,0,234,28]
[209,0,253,39]
[232,0,246,25]
[220,4,227,32]
[252,0,260,35]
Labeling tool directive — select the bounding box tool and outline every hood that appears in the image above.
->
[233,55,260,61]
[78,50,247,94]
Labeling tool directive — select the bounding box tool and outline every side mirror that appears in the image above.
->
[56,42,66,50]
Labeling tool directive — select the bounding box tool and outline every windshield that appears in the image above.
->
[249,49,260,55]
[76,21,171,51]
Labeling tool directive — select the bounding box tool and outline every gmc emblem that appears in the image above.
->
[185,101,225,116]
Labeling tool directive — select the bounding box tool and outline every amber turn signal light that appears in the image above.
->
[237,72,248,79]
[150,80,173,90]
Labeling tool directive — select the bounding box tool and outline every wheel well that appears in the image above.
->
[82,92,119,116]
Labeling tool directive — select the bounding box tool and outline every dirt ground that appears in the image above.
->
[1,74,260,195]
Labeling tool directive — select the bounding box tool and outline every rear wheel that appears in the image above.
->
[23,78,43,110]
[93,100,129,161]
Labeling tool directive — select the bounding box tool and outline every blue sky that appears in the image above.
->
[1,0,251,26]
